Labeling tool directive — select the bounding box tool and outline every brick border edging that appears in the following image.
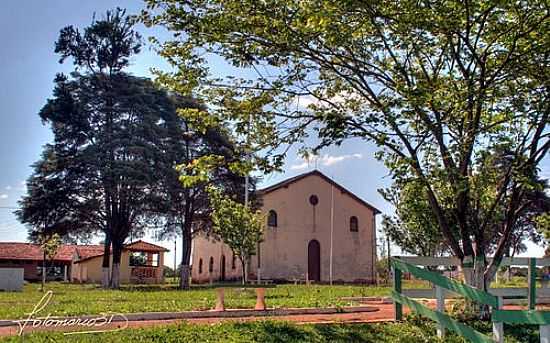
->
[0,306,379,328]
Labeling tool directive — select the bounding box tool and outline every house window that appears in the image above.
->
[151,253,159,267]
[232,254,236,269]
[198,259,203,274]
[350,216,359,232]
[309,194,319,206]
[129,252,147,266]
[130,252,159,267]
[209,257,214,273]
[268,210,278,227]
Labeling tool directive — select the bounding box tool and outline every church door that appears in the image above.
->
[308,240,321,282]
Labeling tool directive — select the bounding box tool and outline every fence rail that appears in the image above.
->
[396,255,550,307]
[391,256,550,343]
[397,256,550,267]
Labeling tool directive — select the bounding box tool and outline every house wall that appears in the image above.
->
[72,250,165,284]
[192,173,377,283]
[0,259,70,281]
[0,260,39,281]
[0,268,24,291]
[191,235,243,283]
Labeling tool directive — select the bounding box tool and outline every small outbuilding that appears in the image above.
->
[0,240,168,284]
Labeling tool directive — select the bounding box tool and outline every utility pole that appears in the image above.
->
[329,182,334,285]
[386,234,391,284]
[174,239,177,283]
[243,112,260,284]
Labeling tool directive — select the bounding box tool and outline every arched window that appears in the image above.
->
[209,257,214,273]
[198,259,203,274]
[268,210,278,227]
[232,254,236,269]
[350,216,359,232]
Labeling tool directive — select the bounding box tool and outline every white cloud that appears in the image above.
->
[290,153,363,170]
[0,194,8,199]
[290,161,310,170]
[292,95,319,109]
[5,186,11,190]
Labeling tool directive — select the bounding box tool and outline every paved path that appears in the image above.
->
[2,301,533,337]
[0,304,396,337]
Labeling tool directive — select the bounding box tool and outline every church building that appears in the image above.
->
[191,170,380,283]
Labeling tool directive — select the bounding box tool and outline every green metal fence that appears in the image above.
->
[391,257,550,343]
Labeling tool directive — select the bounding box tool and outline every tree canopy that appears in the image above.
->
[144,0,549,290]
[208,187,264,284]
[19,8,182,288]
[151,97,252,289]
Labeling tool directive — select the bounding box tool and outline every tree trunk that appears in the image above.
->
[461,255,487,290]
[461,254,493,318]
[110,241,123,289]
[240,257,247,285]
[179,225,193,289]
[111,263,120,289]
[473,257,487,291]
[41,251,46,292]
[180,265,190,289]
[101,234,111,289]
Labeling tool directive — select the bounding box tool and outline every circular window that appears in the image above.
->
[309,195,319,206]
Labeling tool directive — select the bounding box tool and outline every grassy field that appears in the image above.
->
[0,317,539,343]
[0,276,533,321]
[0,281,427,320]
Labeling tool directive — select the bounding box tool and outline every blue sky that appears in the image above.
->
[0,1,547,265]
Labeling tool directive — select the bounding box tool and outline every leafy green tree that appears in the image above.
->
[376,257,390,285]
[38,233,62,291]
[21,8,187,288]
[152,103,250,289]
[16,146,98,244]
[539,214,550,241]
[380,181,449,257]
[144,0,549,291]
[208,188,264,284]
[35,71,176,288]
[381,174,548,260]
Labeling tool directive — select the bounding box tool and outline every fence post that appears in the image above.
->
[435,285,445,338]
[529,257,537,310]
[255,288,266,310]
[493,296,504,343]
[215,288,225,311]
[392,259,402,321]
[540,324,550,343]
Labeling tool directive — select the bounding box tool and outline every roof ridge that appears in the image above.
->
[258,170,381,214]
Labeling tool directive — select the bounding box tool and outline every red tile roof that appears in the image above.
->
[74,245,105,260]
[0,240,168,264]
[125,240,169,252]
[0,243,77,262]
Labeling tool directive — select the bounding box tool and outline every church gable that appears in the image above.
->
[258,170,380,215]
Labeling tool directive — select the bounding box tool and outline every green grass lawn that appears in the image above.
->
[0,277,530,321]
[0,281,426,320]
[0,317,540,343]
